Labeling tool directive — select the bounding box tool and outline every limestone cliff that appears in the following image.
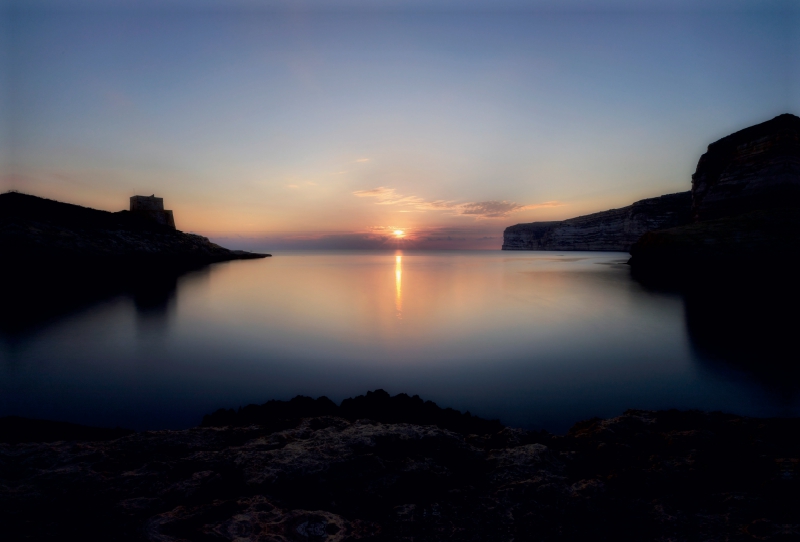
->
[629,114,800,279]
[502,191,691,251]
[691,113,800,221]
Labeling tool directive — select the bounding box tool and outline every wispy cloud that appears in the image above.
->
[353,186,561,219]
[354,158,370,163]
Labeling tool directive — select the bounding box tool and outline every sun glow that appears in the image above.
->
[393,229,405,238]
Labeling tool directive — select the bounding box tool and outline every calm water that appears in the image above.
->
[2,251,798,433]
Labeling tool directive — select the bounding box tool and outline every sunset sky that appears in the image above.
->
[2,0,798,249]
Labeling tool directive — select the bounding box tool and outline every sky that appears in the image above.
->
[2,0,798,249]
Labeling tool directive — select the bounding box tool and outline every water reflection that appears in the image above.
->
[2,252,798,432]
[395,252,403,319]
[628,267,800,413]
[0,262,204,344]
[681,281,800,399]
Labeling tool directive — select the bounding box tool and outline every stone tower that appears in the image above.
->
[130,195,176,229]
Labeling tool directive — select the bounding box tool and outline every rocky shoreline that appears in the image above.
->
[2,391,798,541]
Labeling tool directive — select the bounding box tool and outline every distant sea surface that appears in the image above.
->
[2,251,798,432]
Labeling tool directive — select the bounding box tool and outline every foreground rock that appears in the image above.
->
[502,191,691,251]
[2,406,797,541]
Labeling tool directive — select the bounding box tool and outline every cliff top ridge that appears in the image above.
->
[706,113,799,151]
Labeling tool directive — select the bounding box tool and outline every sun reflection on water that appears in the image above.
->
[395,252,402,319]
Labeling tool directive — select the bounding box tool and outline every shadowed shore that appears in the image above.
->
[0,192,270,337]
[2,390,798,541]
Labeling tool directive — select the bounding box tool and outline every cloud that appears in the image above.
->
[355,158,370,163]
[460,200,562,218]
[353,187,426,206]
[458,201,528,218]
[353,187,561,219]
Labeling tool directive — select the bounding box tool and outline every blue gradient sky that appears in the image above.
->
[2,0,798,249]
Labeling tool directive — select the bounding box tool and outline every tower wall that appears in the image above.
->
[130,195,175,229]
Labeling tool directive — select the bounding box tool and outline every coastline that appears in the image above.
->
[3,392,798,541]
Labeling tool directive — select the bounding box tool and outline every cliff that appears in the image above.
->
[629,114,800,279]
[0,192,268,266]
[691,113,800,221]
[629,208,800,278]
[502,191,691,251]
[2,393,798,541]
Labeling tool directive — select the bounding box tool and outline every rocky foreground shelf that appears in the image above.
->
[2,390,798,541]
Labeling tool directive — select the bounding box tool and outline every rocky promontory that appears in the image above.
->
[2,390,798,541]
[1,192,269,335]
[504,113,800,259]
[0,192,268,266]
[690,113,800,221]
[502,191,691,251]
[629,114,800,279]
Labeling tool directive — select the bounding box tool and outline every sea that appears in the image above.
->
[2,250,798,433]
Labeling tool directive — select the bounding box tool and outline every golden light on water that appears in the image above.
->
[393,229,405,238]
[395,253,402,319]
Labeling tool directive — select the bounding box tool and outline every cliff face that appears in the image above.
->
[691,113,800,221]
[630,208,800,275]
[629,114,800,279]
[502,191,691,251]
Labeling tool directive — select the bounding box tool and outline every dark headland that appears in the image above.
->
[503,113,800,283]
[630,113,800,280]
[2,390,798,541]
[0,191,269,265]
[0,192,269,334]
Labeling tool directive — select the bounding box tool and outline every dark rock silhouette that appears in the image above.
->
[0,191,268,264]
[629,114,800,279]
[2,396,797,541]
[629,208,800,279]
[691,113,800,221]
[0,192,268,337]
[502,191,691,251]
[504,113,800,261]
[202,389,504,436]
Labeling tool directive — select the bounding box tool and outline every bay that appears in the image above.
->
[2,250,798,432]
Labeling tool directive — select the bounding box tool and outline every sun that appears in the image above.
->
[393,229,405,238]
